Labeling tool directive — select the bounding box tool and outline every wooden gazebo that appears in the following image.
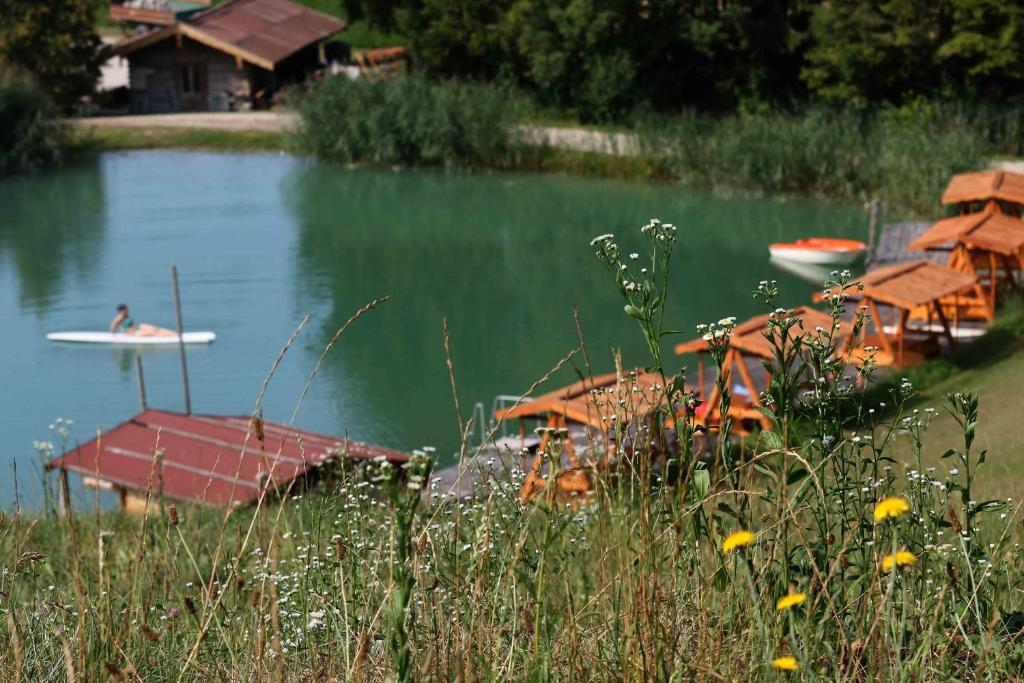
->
[942,170,1024,216]
[495,369,668,503]
[834,261,977,367]
[907,209,1024,322]
[674,307,839,435]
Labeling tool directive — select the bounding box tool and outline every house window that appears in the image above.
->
[180,64,201,95]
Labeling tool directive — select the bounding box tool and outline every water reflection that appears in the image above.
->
[0,162,107,312]
[0,152,866,508]
[284,166,867,454]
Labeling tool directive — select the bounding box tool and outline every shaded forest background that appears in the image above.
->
[342,0,1024,121]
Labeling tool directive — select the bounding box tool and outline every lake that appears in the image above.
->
[0,151,865,507]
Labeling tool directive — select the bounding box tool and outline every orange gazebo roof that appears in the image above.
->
[908,210,1024,255]
[942,170,1024,206]
[852,261,977,310]
[674,306,838,359]
[495,370,667,430]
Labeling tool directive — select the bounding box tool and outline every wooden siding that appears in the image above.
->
[127,37,252,113]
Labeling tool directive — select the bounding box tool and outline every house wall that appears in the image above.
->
[127,37,256,113]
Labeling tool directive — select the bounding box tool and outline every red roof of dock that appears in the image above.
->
[48,409,407,507]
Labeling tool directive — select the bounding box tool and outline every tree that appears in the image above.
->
[0,0,103,110]
[502,0,637,119]
[937,0,1024,101]
[801,0,945,105]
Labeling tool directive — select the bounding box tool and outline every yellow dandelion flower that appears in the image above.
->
[881,550,917,571]
[776,592,807,610]
[873,496,910,523]
[722,530,756,553]
[771,656,799,671]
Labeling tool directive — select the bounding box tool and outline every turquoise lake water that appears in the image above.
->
[0,151,866,507]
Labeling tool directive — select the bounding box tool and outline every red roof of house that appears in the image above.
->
[116,0,345,70]
[48,409,407,507]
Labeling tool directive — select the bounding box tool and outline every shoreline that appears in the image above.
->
[69,112,1024,217]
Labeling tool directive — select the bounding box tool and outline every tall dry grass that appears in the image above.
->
[2,220,1022,681]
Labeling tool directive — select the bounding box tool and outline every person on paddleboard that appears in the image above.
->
[109,304,176,337]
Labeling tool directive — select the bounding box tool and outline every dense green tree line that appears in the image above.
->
[343,0,1024,119]
[0,0,100,172]
[0,0,102,111]
[0,73,67,174]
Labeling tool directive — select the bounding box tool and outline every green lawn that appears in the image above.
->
[71,125,289,153]
[879,303,1024,498]
[909,347,1024,498]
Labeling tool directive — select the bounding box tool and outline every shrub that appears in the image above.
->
[639,103,998,214]
[290,74,531,168]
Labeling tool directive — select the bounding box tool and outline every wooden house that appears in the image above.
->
[907,209,1024,322]
[114,0,345,112]
[109,0,211,27]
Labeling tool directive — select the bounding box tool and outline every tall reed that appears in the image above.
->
[290,74,531,169]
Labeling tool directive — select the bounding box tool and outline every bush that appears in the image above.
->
[0,72,66,174]
[639,103,1001,214]
[290,74,531,168]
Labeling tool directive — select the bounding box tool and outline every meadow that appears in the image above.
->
[2,220,1022,681]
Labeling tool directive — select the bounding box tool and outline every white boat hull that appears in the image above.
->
[769,246,863,265]
[882,324,985,340]
[47,331,216,345]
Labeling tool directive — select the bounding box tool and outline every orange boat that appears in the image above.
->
[768,238,867,265]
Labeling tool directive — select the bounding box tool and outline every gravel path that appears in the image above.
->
[73,112,298,133]
[73,112,644,154]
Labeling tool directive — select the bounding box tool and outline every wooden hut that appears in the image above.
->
[674,307,839,435]
[907,209,1024,322]
[494,369,669,503]
[115,0,345,112]
[47,409,408,510]
[832,261,977,367]
[942,170,1024,216]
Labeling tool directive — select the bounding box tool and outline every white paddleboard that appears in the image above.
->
[47,331,216,345]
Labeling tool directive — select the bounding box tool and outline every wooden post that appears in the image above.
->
[171,266,192,415]
[697,354,705,401]
[866,198,880,266]
[59,467,71,517]
[135,355,148,411]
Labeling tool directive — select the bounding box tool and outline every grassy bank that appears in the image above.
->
[872,301,1024,497]
[290,77,1024,215]
[637,102,1014,215]
[3,222,1024,680]
[71,125,289,154]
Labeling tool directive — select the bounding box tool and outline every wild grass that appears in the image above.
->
[3,220,1024,680]
[290,75,531,169]
[637,102,1008,216]
[292,77,1024,214]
